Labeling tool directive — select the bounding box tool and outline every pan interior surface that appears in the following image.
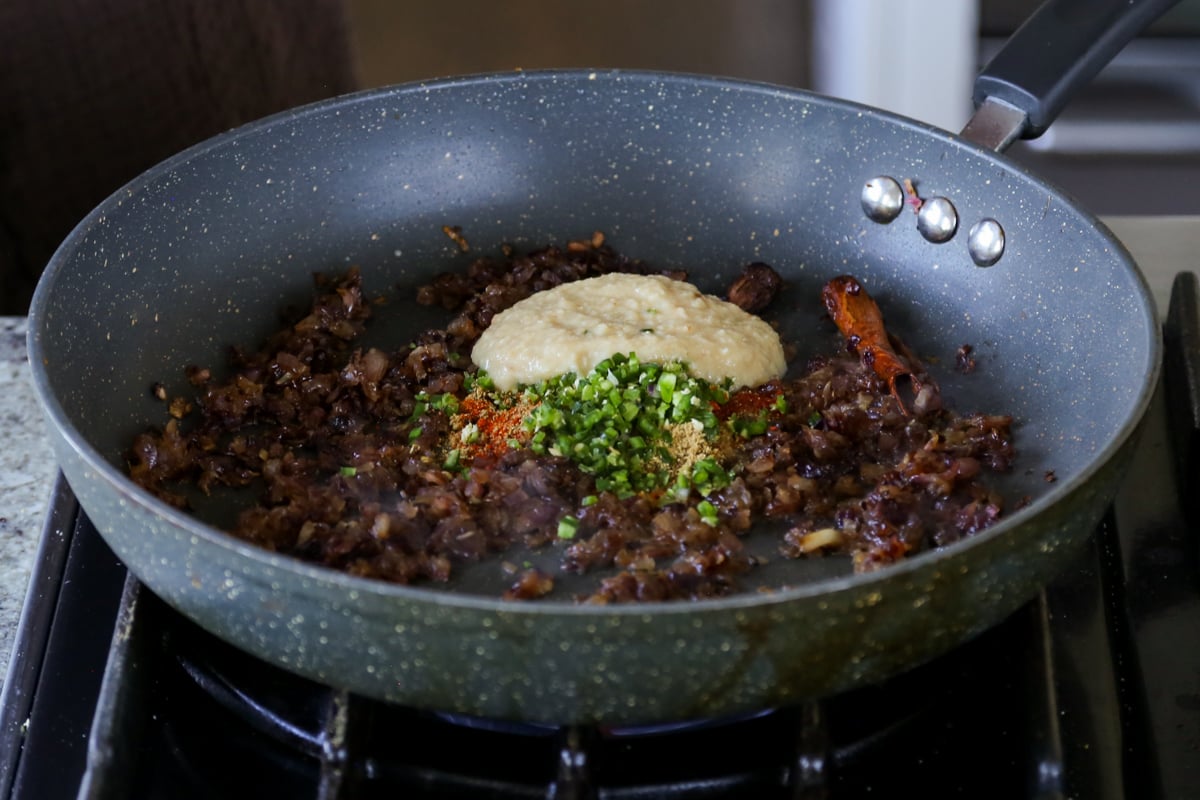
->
[30,70,1160,607]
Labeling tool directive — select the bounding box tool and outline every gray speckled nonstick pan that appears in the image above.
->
[27,0,1170,723]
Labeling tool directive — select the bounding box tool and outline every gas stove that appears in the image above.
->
[0,273,1197,799]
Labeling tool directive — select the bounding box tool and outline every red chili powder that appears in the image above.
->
[455,393,538,458]
[713,385,781,421]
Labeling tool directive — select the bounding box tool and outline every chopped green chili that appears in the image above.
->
[557,515,580,539]
[730,411,769,439]
[518,354,727,499]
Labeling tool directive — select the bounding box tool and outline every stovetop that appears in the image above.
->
[1,276,1198,799]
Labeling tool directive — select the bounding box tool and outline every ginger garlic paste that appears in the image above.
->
[470,273,787,390]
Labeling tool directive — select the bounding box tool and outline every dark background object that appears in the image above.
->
[0,0,357,314]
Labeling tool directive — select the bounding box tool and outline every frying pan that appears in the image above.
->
[28,0,1169,724]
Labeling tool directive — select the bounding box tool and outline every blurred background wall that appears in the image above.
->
[340,0,1200,215]
[341,1,980,132]
[344,0,813,91]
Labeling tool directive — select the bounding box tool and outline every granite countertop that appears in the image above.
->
[0,215,1191,686]
[0,318,56,682]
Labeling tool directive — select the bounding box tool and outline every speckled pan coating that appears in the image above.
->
[27,71,1160,724]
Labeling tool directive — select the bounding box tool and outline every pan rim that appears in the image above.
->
[27,68,1164,616]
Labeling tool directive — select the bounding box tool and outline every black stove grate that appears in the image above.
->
[1,275,1198,800]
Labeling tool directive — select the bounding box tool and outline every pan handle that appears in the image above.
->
[962,0,1182,152]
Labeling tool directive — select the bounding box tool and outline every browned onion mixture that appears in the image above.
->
[127,236,1015,603]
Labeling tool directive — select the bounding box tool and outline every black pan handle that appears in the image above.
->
[964,0,1182,151]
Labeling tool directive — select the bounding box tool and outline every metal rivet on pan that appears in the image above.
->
[861,176,903,223]
[916,197,958,243]
[967,218,1005,266]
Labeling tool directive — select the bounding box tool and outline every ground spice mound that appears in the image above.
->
[451,388,538,460]
[126,239,1015,603]
[662,421,726,479]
